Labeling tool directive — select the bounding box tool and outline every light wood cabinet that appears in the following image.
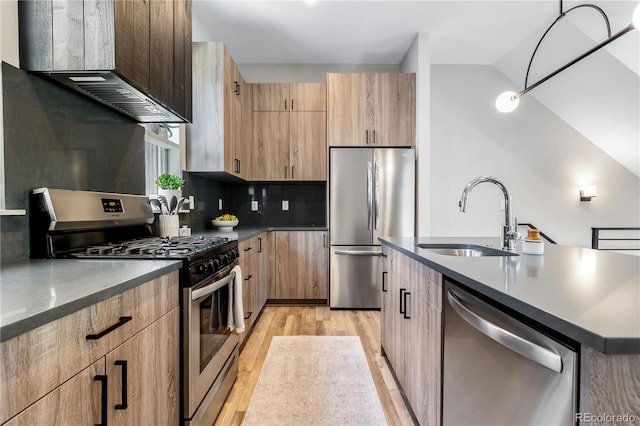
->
[238,233,269,344]
[382,248,442,426]
[187,42,250,179]
[0,272,179,425]
[252,83,327,181]
[327,73,415,147]
[253,83,326,112]
[274,231,328,300]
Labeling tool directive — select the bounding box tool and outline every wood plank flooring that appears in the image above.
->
[214,305,414,426]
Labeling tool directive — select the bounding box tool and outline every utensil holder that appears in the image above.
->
[159,215,179,237]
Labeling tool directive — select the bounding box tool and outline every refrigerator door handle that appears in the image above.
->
[334,249,382,256]
[367,161,373,230]
[374,161,380,230]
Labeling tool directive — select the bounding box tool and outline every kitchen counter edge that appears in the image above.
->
[380,236,640,355]
[0,259,182,343]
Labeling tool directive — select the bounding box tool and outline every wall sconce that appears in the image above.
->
[580,185,597,201]
[495,0,639,113]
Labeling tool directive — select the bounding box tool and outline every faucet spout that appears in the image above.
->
[458,176,518,251]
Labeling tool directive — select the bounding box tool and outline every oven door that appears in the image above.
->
[184,264,239,420]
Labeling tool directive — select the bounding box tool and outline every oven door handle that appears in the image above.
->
[191,271,236,301]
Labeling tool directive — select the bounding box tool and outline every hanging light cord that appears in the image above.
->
[517,0,635,98]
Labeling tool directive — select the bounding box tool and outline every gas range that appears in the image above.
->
[30,188,239,287]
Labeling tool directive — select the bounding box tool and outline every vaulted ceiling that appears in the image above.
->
[193,0,640,176]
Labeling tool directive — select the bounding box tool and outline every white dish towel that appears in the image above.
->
[227,265,245,333]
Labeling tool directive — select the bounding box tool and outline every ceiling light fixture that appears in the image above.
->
[496,0,639,113]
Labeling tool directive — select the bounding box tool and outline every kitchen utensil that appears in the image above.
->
[174,197,188,214]
[169,195,177,215]
[157,195,170,215]
[149,198,162,213]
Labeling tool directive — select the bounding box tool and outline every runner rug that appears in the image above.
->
[243,335,387,426]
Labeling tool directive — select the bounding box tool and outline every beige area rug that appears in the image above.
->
[243,336,388,426]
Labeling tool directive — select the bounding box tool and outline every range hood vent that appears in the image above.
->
[45,72,185,123]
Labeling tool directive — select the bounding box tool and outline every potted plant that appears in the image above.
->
[155,173,184,208]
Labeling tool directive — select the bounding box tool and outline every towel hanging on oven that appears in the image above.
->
[227,265,245,333]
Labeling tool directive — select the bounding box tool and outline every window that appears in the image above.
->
[143,124,182,196]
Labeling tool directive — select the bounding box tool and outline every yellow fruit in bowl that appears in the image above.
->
[215,214,238,221]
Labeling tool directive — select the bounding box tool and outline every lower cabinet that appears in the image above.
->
[1,272,180,425]
[382,248,442,426]
[238,232,269,344]
[273,231,328,300]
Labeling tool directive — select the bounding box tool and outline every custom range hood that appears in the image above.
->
[18,0,192,123]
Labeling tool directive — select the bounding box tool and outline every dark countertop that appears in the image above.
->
[0,259,182,342]
[0,227,326,342]
[380,236,640,355]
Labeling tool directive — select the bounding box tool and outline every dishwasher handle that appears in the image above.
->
[447,289,563,373]
[334,249,382,256]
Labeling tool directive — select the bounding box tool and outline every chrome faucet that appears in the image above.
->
[459,176,519,251]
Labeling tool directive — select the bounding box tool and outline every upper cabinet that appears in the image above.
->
[253,83,326,112]
[18,0,192,123]
[187,42,250,179]
[252,83,326,181]
[327,73,415,147]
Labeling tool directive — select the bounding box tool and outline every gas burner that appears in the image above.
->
[76,235,229,259]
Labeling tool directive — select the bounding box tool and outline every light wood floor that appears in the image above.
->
[214,305,414,426]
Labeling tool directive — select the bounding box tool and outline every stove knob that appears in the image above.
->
[211,258,220,271]
[218,253,228,266]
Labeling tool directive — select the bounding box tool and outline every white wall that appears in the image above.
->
[400,32,430,236]
[1,0,20,212]
[429,64,640,248]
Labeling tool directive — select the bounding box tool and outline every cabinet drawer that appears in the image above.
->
[0,271,178,424]
[238,236,260,262]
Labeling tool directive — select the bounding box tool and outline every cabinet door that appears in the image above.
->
[369,73,415,147]
[240,254,257,333]
[253,112,290,180]
[224,49,241,176]
[114,0,150,90]
[255,234,268,310]
[290,112,326,181]
[107,308,179,425]
[253,83,289,111]
[275,231,328,299]
[149,0,175,111]
[4,360,105,426]
[172,0,192,121]
[327,73,369,146]
[238,78,253,179]
[290,83,326,112]
[380,260,394,364]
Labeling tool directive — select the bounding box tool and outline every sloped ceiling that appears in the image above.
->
[193,0,640,176]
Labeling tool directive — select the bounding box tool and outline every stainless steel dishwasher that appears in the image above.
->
[443,281,577,426]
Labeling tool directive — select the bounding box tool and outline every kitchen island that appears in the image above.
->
[380,236,640,425]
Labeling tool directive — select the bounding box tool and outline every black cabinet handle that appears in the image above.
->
[366,130,369,144]
[403,291,411,319]
[399,288,406,314]
[291,99,294,110]
[86,316,132,340]
[258,237,262,253]
[244,311,253,320]
[382,271,387,292]
[244,274,253,281]
[373,129,376,144]
[244,246,252,252]
[115,360,128,410]
[94,375,107,426]
[284,99,287,110]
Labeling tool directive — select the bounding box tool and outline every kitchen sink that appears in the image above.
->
[415,243,518,257]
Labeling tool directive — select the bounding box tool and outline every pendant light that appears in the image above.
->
[496,0,639,113]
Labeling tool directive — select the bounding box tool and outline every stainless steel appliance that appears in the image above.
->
[443,281,577,426]
[329,148,415,309]
[30,188,240,425]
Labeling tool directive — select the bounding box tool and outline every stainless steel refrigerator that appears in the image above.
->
[329,147,415,309]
